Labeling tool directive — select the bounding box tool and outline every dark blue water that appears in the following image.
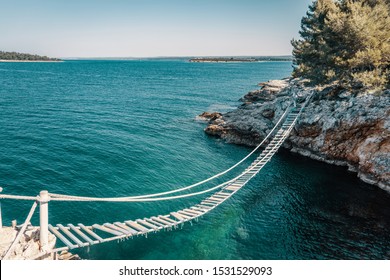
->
[0,60,389,259]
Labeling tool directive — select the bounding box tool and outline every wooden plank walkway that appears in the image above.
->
[47,103,306,251]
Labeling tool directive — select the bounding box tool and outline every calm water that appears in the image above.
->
[0,60,389,260]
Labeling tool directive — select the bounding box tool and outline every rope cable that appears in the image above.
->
[0,95,311,203]
[48,102,293,201]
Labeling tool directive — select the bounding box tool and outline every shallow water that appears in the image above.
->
[0,60,389,259]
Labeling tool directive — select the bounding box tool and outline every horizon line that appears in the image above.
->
[60,54,293,59]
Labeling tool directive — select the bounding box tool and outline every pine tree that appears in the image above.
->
[291,0,338,84]
[292,0,390,90]
[327,0,390,88]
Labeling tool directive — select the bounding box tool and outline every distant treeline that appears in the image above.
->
[190,56,292,63]
[0,51,61,61]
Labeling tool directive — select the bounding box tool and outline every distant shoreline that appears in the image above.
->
[0,59,63,63]
[189,57,292,63]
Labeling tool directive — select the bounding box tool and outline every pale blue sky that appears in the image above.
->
[0,0,312,57]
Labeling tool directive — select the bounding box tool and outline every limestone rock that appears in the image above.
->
[0,227,56,260]
[203,78,390,191]
[58,250,81,260]
[197,111,222,121]
[240,78,290,103]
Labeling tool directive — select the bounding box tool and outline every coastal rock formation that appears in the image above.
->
[0,227,56,260]
[201,78,390,191]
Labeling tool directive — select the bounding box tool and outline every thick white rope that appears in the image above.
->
[1,201,38,260]
[0,95,311,203]
[48,102,293,201]
[48,126,292,202]
[0,194,38,201]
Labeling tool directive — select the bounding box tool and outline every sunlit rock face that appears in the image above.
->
[201,78,390,191]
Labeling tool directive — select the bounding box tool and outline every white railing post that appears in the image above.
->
[39,190,49,251]
[0,187,3,228]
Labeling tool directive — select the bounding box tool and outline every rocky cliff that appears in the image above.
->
[201,78,390,191]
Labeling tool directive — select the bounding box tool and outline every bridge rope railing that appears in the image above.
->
[0,95,312,204]
[0,101,293,202]
[48,110,302,203]
[40,98,309,253]
[47,132,291,202]
[47,102,293,201]
[0,94,312,259]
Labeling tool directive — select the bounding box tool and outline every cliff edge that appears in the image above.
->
[201,78,390,191]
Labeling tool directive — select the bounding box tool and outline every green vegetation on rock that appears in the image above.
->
[0,51,61,61]
[292,0,390,90]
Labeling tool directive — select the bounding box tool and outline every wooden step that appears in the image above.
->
[68,224,96,245]
[181,208,202,215]
[151,216,173,227]
[195,204,213,210]
[114,222,140,235]
[201,199,219,205]
[92,224,123,236]
[200,201,217,207]
[159,215,178,224]
[104,223,131,235]
[136,219,159,230]
[78,223,104,242]
[57,224,85,247]
[207,197,224,202]
[190,206,208,213]
[49,224,77,249]
[170,212,187,221]
[146,218,165,227]
[225,186,240,191]
[216,192,230,197]
[178,210,197,217]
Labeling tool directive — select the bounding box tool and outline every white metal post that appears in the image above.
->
[39,190,49,251]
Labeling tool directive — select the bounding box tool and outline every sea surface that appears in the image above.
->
[0,59,389,260]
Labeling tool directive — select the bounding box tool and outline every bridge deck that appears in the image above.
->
[47,103,306,251]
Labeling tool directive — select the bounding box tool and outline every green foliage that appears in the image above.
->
[0,51,60,61]
[292,0,390,90]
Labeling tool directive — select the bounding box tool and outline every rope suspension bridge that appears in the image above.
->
[0,95,311,260]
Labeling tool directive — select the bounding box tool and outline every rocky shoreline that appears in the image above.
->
[200,78,390,191]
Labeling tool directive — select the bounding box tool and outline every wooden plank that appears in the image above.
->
[197,205,213,211]
[208,196,224,202]
[212,195,227,200]
[114,222,139,235]
[225,186,240,191]
[48,224,77,249]
[159,215,178,224]
[203,199,220,204]
[68,224,95,245]
[145,218,165,227]
[183,209,202,215]
[170,212,186,221]
[103,223,132,235]
[136,219,159,230]
[179,210,197,217]
[191,206,208,213]
[200,201,217,207]
[57,224,85,247]
[125,221,150,233]
[78,223,104,242]
[216,192,230,197]
[92,224,123,236]
[151,216,172,226]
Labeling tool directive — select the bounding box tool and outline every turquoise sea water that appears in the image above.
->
[0,60,389,260]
